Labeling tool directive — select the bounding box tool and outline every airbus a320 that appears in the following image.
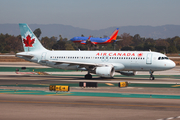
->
[16,23,176,80]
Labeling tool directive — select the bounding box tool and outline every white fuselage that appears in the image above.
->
[17,50,176,72]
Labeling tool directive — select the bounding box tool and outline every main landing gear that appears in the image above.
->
[85,72,92,79]
[149,71,155,80]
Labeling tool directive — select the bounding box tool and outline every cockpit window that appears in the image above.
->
[158,57,169,60]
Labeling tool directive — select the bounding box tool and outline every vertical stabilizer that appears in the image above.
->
[109,28,119,40]
[19,23,48,52]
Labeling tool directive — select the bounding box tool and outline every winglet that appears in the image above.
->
[88,36,91,39]
[87,36,91,42]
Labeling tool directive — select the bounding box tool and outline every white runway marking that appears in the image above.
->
[157,116,180,120]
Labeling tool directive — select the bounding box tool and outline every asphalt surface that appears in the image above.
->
[0,62,180,120]
[1,94,180,120]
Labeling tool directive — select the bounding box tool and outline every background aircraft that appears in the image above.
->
[70,28,119,45]
[16,24,176,80]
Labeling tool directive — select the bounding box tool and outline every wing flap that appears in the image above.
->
[47,60,99,67]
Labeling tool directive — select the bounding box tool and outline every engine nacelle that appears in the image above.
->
[119,71,137,76]
[94,66,115,78]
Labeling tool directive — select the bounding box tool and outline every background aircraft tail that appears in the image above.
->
[19,23,48,52]
[109,28,119,40]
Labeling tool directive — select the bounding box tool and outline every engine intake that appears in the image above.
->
[119,71,137,76]
[93,66,115,78]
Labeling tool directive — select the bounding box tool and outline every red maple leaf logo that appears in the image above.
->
[137,53,143,57]
[23,35,35,47]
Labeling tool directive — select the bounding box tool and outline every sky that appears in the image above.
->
[0,0,180,30]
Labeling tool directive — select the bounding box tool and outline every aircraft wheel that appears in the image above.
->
[150,77,155,80]
[149,71,155,80]
[85,74,92,79]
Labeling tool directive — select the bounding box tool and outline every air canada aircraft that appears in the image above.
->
[16,23,176,80]
[70,28,119,45]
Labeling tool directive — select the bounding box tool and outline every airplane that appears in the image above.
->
[16,23,176,80]
[70,28,120,45]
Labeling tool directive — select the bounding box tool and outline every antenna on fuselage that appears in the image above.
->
[163,49,166,55]
[149,49,151,52]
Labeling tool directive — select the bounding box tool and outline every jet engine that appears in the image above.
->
[92,66,115,78]
[119,71,137,76]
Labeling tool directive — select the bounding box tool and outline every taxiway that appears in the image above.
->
[0,62,180,120]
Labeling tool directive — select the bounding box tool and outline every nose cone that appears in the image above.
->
[167,60,176,69]
[70,37,75,41]
[171,61,176,68]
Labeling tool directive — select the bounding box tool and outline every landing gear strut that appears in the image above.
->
[85,72,92,79]
[149,71,155,80]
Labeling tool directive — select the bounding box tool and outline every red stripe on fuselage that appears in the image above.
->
[73,40,82,43]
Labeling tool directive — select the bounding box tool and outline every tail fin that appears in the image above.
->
[109,28,119,40]
[19,23,47,52]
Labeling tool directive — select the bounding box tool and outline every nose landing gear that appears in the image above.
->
[149,71,155,80]
[85,74,92,79]
[85,71,92,79]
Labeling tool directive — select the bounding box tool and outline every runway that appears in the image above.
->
[0,62,180,120]
[1,94,180,120]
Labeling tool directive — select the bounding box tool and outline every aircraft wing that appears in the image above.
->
[90,42,96,44]
[46,60,104,68]
[80,41,86,45]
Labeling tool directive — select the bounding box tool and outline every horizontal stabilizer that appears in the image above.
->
[16,52,34,59]
[116,39,123,41]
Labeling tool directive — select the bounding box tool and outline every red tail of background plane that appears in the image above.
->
[109,28,119,40]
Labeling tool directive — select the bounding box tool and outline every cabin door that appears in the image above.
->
[146,53,152,64]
